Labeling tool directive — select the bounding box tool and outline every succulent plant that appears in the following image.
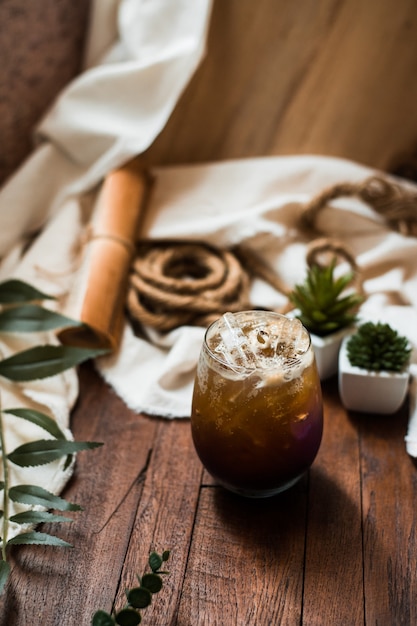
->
[346,321,411,372]
[289,259,364,337]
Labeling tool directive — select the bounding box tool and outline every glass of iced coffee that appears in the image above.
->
[191,311,323,497]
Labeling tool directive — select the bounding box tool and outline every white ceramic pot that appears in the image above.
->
[311,326,354,381]
[338,336,410,414]
[286,310,353,380]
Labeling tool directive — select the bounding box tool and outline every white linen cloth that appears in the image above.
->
[0,0,213,536]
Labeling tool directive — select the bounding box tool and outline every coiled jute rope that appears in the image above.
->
[127,240,251,332]
[126,175,416,333]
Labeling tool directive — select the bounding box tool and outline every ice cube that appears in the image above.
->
[219,312,257,373]
[274,317,309,358]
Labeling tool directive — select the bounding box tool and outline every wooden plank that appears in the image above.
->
[0,364,158,626]
[112,418,204,625]
[302,378,364,625]
[269,0,417,170]
[359,401,417,624]
[145,0,417,171]
[178,481,308,625]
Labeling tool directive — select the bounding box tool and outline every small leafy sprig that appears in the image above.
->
[346,321,411,372]
[92,550,170,626]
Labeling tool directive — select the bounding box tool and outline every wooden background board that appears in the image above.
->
[1,1,417,624]
[144,0,417,172]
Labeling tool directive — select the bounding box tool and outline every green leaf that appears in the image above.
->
[310,310,327,323]
[92,611,116,626]
[4,408,66,440]
[8,440,103,467]
[141,573,163,594]
[126,586,152,609]
[0,560,10,594]
[0,279,54,304]
[9,484,82,511]
[0,345,108,381]
[7,531,72,547]
[149,551,163,572]
[327,294,363,317]
[63,453,74,471]
[289,259,364,337]
[0,481,4,491]
[10,510,72,525]
[332,272,355,299]
[115,608,141,626]
[162,550,170,562]
[0,305,82,333]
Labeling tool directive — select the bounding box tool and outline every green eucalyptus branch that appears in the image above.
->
[0,278,108,592]
[0,344,106,381]
[0,279,55,304]
[0,279,107,382]
[0,404,103,593]
[92,550,170,626]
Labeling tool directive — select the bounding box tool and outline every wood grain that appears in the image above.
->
[113,418,204,626]
[178,483,307,625]
[303,379,364,625]
[144,0,417,171]
[358,402,417,624]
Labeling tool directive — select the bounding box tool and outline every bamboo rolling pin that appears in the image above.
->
[58,157,150,351]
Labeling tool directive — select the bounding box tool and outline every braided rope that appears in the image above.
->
[127,240,251,332]
[301,175,417,237]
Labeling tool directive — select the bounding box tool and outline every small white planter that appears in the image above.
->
[338,336,410,414]
[286,310,353,380]
[311,326,354,381]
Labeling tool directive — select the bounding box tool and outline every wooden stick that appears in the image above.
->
[58,158,151,351]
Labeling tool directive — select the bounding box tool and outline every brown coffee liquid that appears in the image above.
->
[191,349,323,495]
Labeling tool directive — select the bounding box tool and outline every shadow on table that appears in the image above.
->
[210,465,364,550]
[209,466,383,623]
[346,397,410,439]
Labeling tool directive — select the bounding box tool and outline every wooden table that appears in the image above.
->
[1,2,417,624]
[1,366,415,625]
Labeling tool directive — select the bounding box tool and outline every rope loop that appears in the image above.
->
[127,239,251,332]
[301,175,417,237]
[305,237,364,295]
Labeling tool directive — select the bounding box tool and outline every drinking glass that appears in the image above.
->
[191,311,323,497]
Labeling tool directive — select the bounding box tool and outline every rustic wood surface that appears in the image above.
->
[1,1,417,624]
[144,0,417,172]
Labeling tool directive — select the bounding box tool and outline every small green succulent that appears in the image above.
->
[346,321,411,372]
[289,259,364,337]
